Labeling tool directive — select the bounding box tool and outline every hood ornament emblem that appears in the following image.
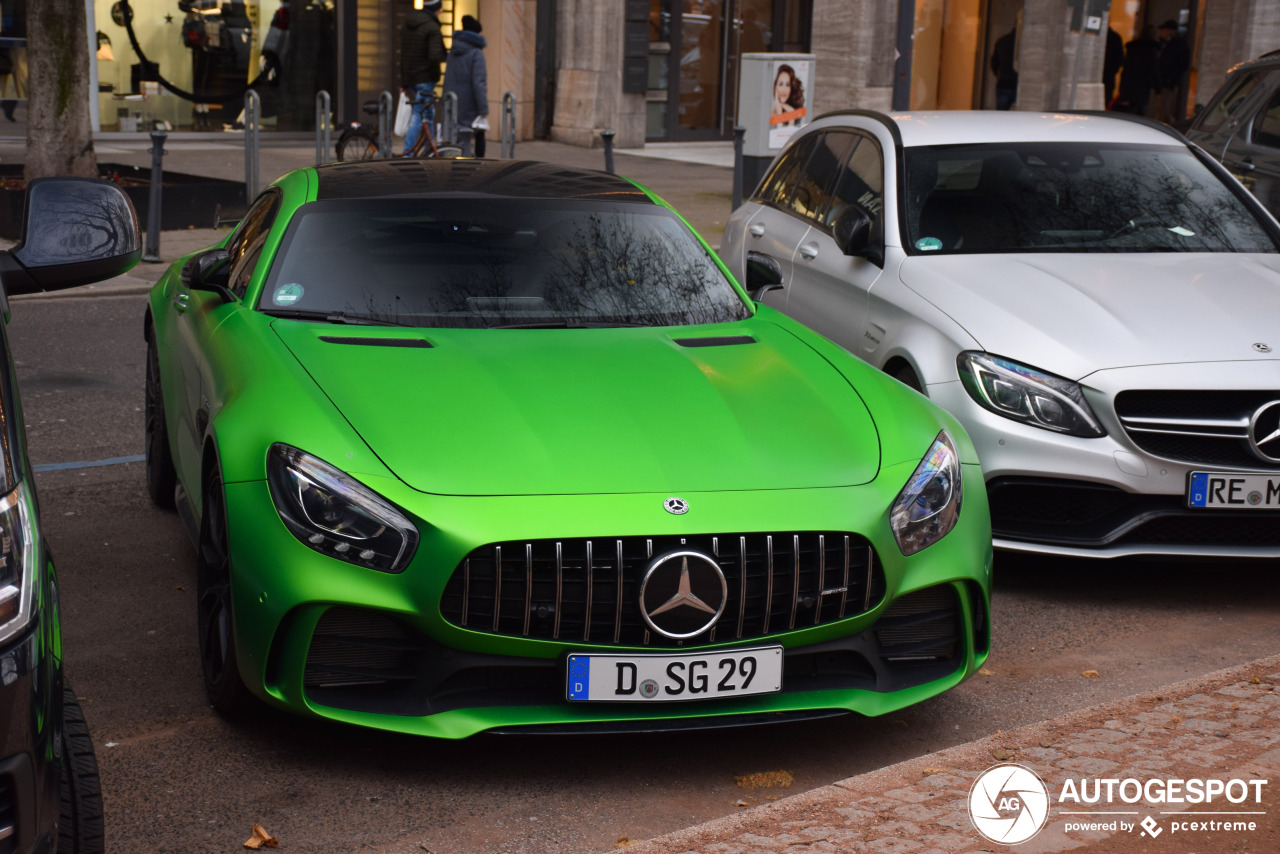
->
[1254,343,1272,353]
[663,497,689,515]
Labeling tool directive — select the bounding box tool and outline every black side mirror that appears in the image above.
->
[832,204,884,268]
[745,251,784,301]
[1,178,140,296]
[181,248,235,302]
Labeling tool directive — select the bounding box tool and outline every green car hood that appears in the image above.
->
[272,321,880,496]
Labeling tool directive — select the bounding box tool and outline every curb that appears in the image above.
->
[616,653,1280,853]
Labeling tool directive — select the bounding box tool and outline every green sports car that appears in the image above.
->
[145,159,991,738]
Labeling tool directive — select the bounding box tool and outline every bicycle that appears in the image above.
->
[335,96,463,162]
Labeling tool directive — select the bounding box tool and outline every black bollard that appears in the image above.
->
[732,125,746,211]
[142,129,167,263]
[601,129,616,174]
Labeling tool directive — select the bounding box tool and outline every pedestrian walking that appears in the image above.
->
[990,28,1018,110]
[1115,26,1160,116]
[400,0,445,155]
[1154,19,1190,124]
[444,14,489,157]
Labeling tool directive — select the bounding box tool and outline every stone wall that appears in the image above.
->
[550,0,645,147]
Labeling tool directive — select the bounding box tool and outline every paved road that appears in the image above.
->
[8,290,1280,854]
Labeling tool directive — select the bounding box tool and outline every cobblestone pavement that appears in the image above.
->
[618,655,1280,854]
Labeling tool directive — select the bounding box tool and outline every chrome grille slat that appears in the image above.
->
[1115,389,1280,470]
[863,545,874,611]
[442,532,882,648]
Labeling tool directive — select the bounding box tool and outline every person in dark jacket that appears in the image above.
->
[1103,26,1124,106]
[990,28,1018,110]
[444,15,489,156]
[1115,26,1160,116]
[1154,19,1191,124]
[400,0,445,154]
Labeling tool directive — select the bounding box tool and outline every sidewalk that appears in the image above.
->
[619,655,1280,854]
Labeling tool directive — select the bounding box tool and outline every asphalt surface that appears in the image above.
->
[1,136,1278,852]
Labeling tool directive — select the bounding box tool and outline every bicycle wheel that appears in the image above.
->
[336,128,378,162]
[432,145,463,159]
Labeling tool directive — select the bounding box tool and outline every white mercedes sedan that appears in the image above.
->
[720,110,1280,559]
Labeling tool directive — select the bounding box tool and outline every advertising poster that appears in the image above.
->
[767,58,811,149]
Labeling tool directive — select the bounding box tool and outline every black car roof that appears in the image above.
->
[314,159,654,203]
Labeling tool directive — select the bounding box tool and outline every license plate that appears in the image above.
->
[566,646,783,703]
[1188,471,1280,509]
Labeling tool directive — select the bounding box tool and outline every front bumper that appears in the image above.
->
[222,460,992,738]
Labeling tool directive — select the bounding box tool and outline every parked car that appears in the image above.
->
[720,109,1280,560]
[144,158,991,739]
[1186,51,1280,216]
[0,178,139,852]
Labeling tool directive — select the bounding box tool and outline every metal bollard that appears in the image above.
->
[315,90,332,165]
[378,90,394,159]
[732,125,746,211]
[600,129,616,174]
[142,130,167,263]
[442,92,458,146]
[244,90,261,200]
[502,92,516,159]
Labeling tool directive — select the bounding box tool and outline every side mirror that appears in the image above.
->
[180,248,234,302]
[745,251,784,301]
[832,204,884,268]
[2,178,140,296]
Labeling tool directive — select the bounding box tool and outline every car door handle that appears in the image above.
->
[798,242,819,260]
[748,223,765,237]
[173,293,191,313]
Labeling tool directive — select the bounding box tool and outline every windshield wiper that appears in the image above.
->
[488,321,646,329]
[264,309,411,327]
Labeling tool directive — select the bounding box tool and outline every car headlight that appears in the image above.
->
[957,352,1105,438]
[267,445,419,573]
[890,432,962,556]
[0,480,38,647]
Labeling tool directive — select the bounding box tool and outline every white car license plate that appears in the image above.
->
[566,646,782,703]
[1188,471,1280,509]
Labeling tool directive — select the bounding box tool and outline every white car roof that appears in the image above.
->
[876,111,1184,148]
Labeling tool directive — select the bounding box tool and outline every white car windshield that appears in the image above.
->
[903,142,1279,255]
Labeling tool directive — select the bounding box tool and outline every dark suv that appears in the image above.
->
[0,178,141,853]
[1186,51,1280,216]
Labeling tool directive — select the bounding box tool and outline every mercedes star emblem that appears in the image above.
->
[1254,343,1273,353]
[663,496,689,515]
[638,550,728,639]
[1248,400,1280,463]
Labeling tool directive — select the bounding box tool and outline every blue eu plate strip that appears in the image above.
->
[567,655,590,701]
[1189,472,1208,507]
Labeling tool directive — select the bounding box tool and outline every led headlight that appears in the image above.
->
[957,352,1105,438]
[267,445,419,573]
[0,479,38,647]
[890,432,962,556]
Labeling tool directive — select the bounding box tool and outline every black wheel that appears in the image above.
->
[890,363,923,393]
[432,145,463,159]
[197,467,253,714]
[335,128,377,162]
[145,331,177,509]
[59,681,104,854]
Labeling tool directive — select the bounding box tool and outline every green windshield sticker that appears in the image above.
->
[273,283,304,306]
[915,237,943,252]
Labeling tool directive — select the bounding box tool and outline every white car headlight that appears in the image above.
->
[957,352,1105,438]
[267,444,419,573]
[890,432,962,556]
[0,480,38,647]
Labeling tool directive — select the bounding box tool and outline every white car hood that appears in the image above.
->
[898,253,1280,381]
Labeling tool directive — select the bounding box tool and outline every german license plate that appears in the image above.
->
[566,646,783,703]
[1188,471,1280,509]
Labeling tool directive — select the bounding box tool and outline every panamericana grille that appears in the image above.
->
[441,533,884,647]
[1115,390,1280,470]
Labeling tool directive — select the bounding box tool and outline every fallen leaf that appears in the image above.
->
[1250,676,1262,685]
[1172,716,1182,724]
[1081,670,1100,678]
[978,667,994,676]
[1040,741,1056,748]
[244,824,278,849]
[923,768,947,776]
[176,586,185,591]
[615,836,640,848]
[991,747,1015,761]
[735,770,794,790]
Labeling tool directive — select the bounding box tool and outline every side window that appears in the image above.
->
[1197,70,1267,134]
[1252,86,1280,149]
[755,134,817,207]
[225,193,280,298]
[822,133,885,229]
[785,132,857,221]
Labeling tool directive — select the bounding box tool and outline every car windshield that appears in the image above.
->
[903,142,1279,255]
[259,198,750,328]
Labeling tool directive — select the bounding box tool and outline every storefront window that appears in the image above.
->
[0,0,27,125]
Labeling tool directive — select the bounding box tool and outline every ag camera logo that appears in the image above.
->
[969,763,1051,845]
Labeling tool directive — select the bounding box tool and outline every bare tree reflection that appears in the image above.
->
[16,182,136,267]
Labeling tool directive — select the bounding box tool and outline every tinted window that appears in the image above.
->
[1253,86,1280,149]
[1197,70,1269,134]
[904,142,1278,254]
[824,133,884,228]
[260,199,750,328]
[755,134,817,207]
[226,192,280,297]
[785,132,857,221]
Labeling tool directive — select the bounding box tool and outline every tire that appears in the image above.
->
[335,128,377,162]
[59,681,105,854]
[197,466,253,715]
[145,332,177,509]
[890,363,923,393]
